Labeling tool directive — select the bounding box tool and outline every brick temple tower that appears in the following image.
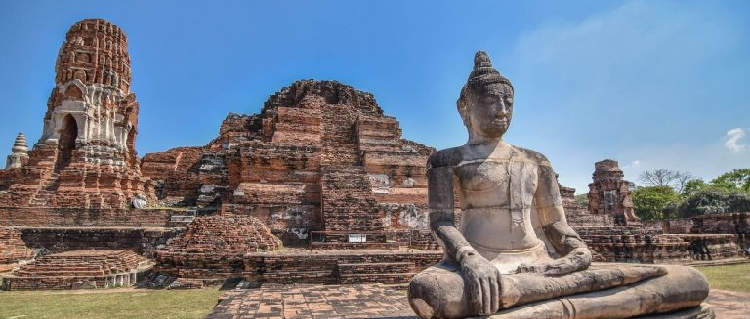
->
[0,19,153,208]
[587,159,639,225]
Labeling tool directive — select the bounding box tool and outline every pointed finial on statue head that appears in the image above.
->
[467,50,512,89]
[474,51,492,69]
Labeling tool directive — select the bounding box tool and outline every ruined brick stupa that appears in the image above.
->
[588,159,639,225]
[142,80,437,247]
[0,19,154,208]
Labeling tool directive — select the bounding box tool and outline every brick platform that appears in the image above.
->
[1,250,152,290]
[207,283,416,319]
[206,284,750,319]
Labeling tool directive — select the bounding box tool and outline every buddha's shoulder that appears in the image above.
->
[510,145,552,167]
[427,146,465,169]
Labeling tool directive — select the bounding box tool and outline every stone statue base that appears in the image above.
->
[471,306,714,319]
[410,263,710,319]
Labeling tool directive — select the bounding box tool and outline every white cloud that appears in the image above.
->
[725,128,746,152]
[623,160,641,169]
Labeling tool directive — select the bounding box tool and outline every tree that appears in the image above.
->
[681,179,707,196]
[574,193,589,207]
[678,189,750,218]
[638,169,695,193]
[710,169,750,193]
[632,186,681,220]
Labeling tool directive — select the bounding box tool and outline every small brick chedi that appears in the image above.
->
[587,159,639,225]
[0,19,153,209]
[142,80,435,247]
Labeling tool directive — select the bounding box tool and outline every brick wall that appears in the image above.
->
[19,227,179,258]
[0,207,178,227]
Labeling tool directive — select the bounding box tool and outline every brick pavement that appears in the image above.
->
[703,289,750,319]
[206,283,750,319]
[206,283,416,319]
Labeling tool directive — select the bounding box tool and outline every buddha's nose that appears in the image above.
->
[497,102,509,116]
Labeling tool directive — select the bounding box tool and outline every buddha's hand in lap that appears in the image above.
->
[460,250,502,315]
[516,247,591,276]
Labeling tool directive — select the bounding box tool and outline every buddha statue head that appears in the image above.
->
[457,51,514,144]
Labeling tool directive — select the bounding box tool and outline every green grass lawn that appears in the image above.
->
[696,263,750,292]
[0,288,223,319]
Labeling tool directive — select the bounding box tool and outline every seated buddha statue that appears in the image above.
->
[407,51,712,319]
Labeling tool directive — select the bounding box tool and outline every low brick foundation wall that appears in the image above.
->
[155,249,443,285]
[19,227,181,258]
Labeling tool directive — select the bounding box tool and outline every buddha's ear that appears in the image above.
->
[457,85,472,129]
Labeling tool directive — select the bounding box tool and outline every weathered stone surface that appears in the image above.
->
[1,250,151,290]
[407,51,712,319]
[0,19,154,209]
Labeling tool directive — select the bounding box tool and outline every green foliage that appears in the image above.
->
[677,189,750,218]
[681,179,707,196]
[574,193,589,207]
[710,169,750,193]
[633,169,750,219]
[632,186,680,220]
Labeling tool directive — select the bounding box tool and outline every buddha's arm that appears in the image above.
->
[519,164,591,275]
[428,165,501,315]
[428,166,472,262]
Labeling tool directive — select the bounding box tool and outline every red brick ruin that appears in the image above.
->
[0,19,747,290]
[141,79,435,248]
[0,19,153,210]
[588,159,640,225]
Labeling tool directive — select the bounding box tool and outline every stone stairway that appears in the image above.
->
[29,172,59,206]
[320,166,384,235]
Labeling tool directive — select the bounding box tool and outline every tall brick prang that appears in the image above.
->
[0,19,154,209]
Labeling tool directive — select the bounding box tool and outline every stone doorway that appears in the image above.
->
[56,114,77,170]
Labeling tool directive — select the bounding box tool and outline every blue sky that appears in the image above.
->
[0,0,748,193]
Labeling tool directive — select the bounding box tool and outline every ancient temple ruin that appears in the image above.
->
[141,80,435,247]
[588,159,640,225]
[0,18,153,209]
[568,160,743,264]
[0,19,747,293]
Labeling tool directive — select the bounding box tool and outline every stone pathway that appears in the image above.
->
[703,289,750,319]
[206,283,415,319]
[206,284,750,319]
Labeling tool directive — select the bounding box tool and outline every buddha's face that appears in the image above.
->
[466,82,514,140]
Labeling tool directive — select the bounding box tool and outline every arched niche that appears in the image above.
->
[55,114,78,170]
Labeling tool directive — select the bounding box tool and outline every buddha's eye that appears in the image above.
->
[482,97,496,105]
